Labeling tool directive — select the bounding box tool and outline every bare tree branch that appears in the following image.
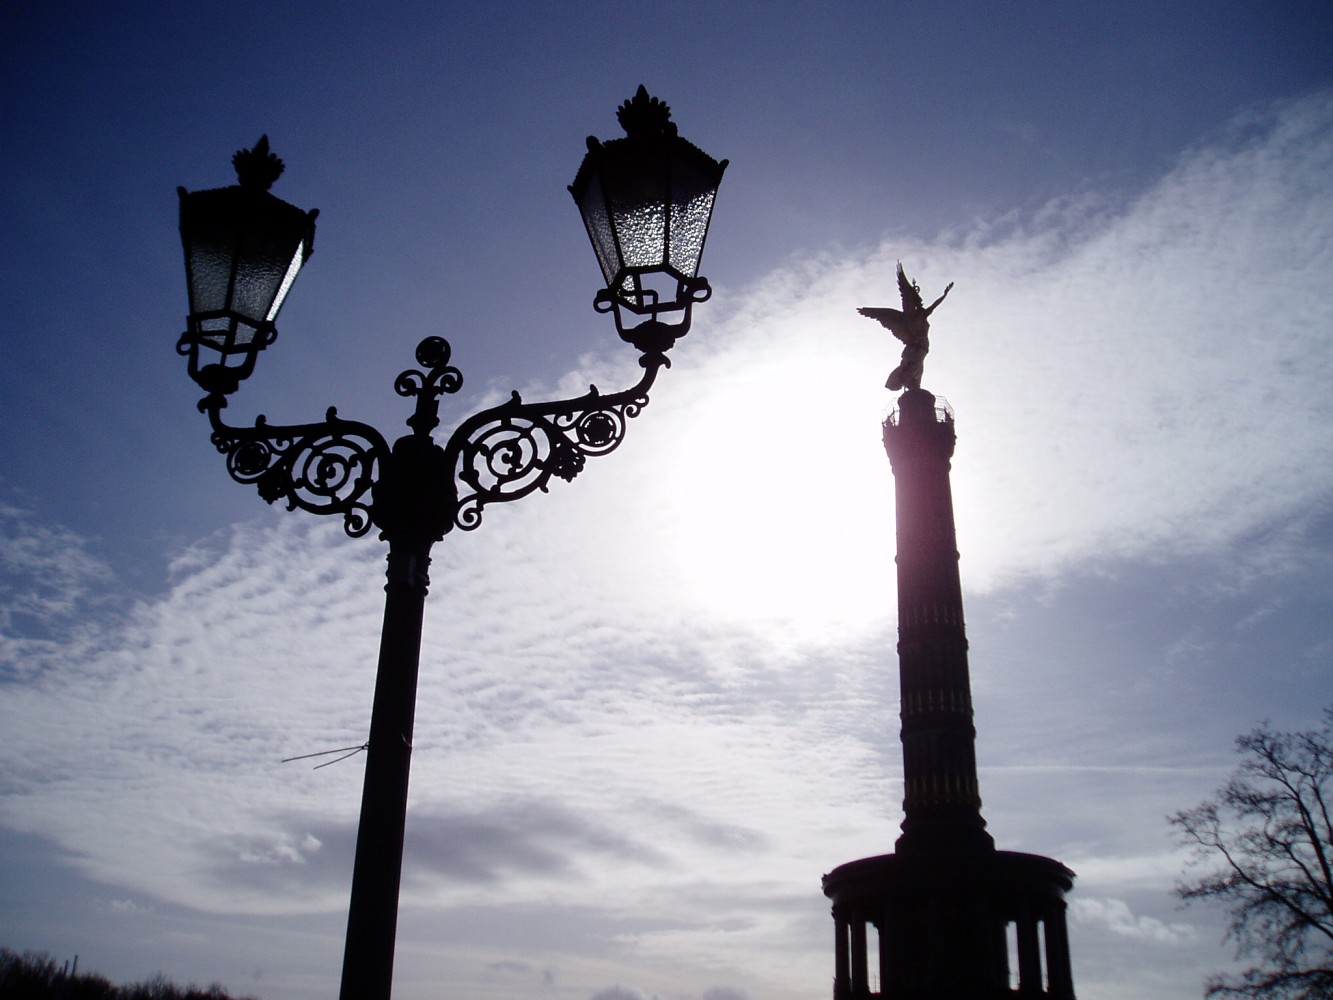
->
[1171,708,1333,999]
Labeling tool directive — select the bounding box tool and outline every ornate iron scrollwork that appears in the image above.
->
[445,365,658,532]
[197,335,662,541]
[205,403,390,538]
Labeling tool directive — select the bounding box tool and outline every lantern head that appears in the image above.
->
[570,87,727,358]
[177,136,318,395]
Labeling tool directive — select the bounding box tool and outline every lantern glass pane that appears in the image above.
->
[577,172,621,287]
[232,227,302,324]
[185,208,238,320]
[666,148,720,278]
[669,188,716,278]
[606,150,668,270]
[267,239,307,321]
[612,202,666,269]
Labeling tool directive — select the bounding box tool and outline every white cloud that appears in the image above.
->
[1072,896,1198,945]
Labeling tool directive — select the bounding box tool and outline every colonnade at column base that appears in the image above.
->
[822,849,1075,1000]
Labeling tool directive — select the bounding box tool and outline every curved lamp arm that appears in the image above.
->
[201,396,392,539]
[442,353,665,533]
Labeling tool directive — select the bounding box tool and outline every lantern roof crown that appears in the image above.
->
[616,86,676,141]
[232,135,285,191]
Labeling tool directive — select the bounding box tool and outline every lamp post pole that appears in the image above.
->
[338,389,450,1000]
[339,536,430,1000]
[175,89,725,1000]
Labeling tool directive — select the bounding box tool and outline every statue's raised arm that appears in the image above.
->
[858,262,954,391]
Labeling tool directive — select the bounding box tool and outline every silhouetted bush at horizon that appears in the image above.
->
[0,949,262,1000]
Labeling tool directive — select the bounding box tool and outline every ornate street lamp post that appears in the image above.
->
[175,88,725,1000]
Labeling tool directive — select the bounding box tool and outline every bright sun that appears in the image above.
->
[645,345,898,644]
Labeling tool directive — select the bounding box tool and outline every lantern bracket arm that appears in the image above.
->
[199,392,391,538]
[439,353,666,533]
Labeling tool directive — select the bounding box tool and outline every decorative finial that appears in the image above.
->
[616,85,677,140]
[232,135,285,191]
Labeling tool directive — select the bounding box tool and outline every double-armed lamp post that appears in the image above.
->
[175,88,726,1000]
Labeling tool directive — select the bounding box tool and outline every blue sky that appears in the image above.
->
[3,3,1332,999]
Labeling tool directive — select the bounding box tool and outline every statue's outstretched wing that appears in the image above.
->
[896,263,924,313]
[858,306,911,343]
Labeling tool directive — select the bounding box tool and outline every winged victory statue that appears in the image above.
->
[858,263,954,391]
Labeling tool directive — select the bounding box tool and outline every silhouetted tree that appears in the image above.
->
[1171,709,1333,999]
